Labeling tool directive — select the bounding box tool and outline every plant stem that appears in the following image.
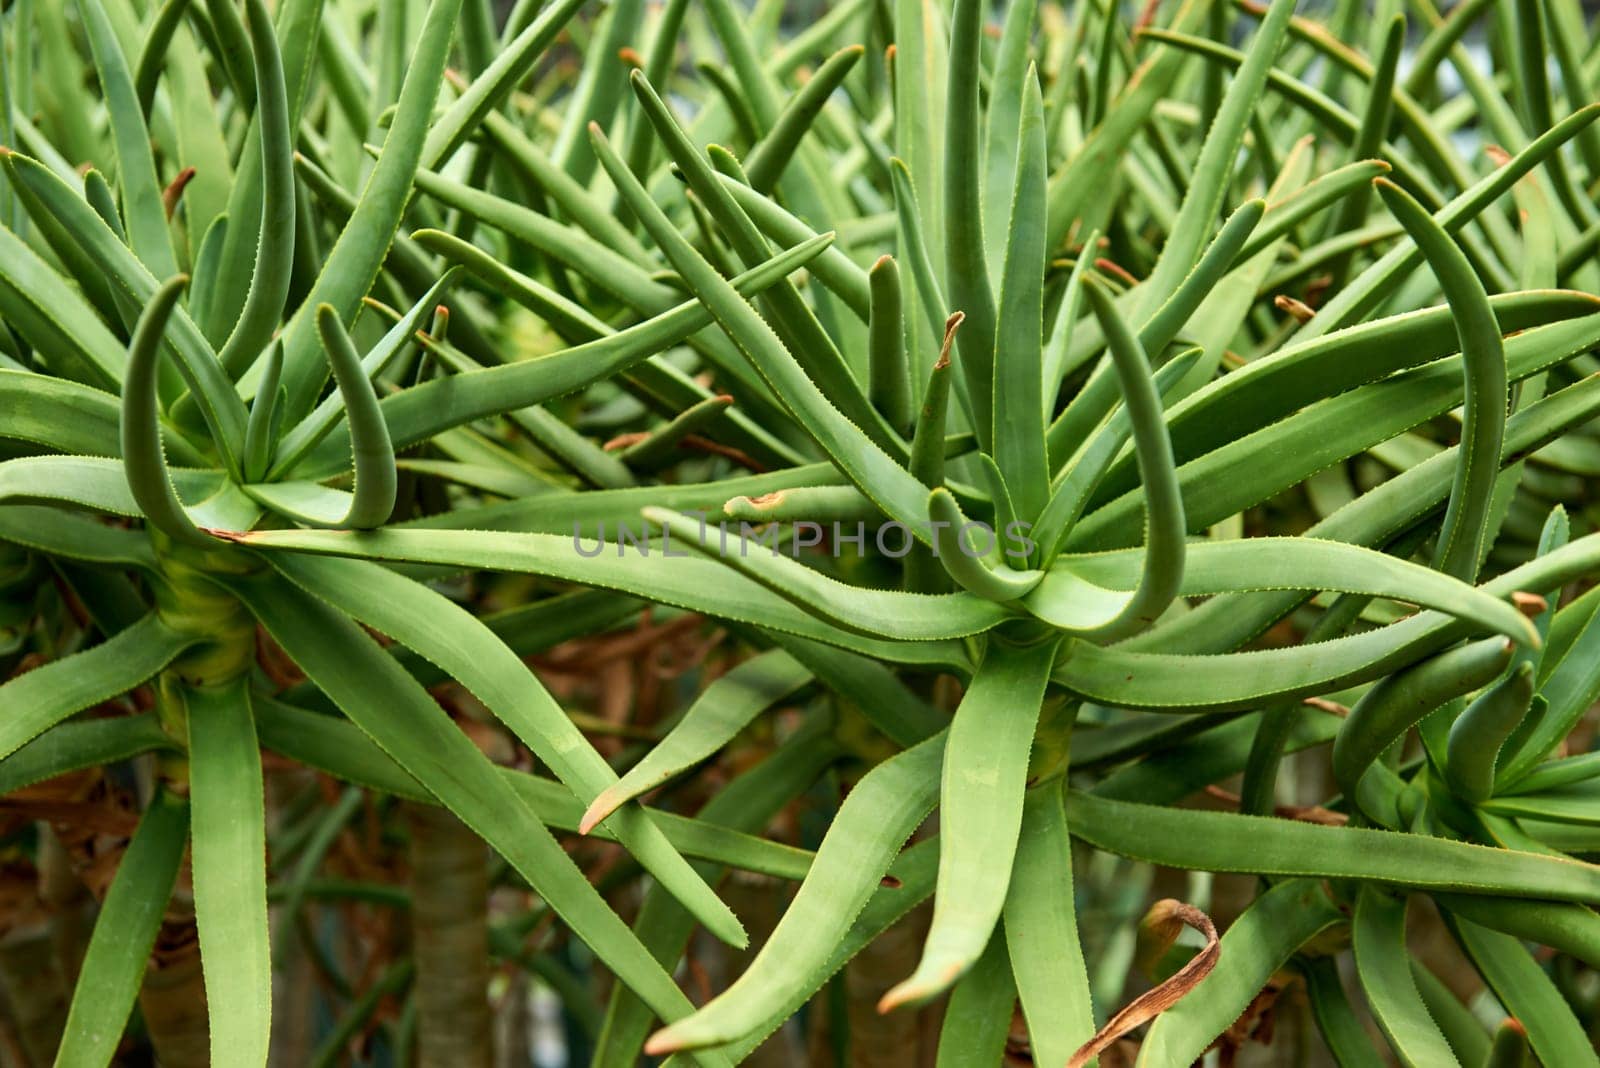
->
[406,802,492,1068]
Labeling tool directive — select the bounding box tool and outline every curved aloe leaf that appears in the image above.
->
[1374,178,1506,582]
[643,732,947,1054]
[881,639,1057,1009]
[229,575,734,1058]
[74,0,178,278]
[216,0,294,377]
[1353,887,1461,1068]
[581,650,811,832]
[248,306,395,528]
[121,275,212,546]
[1044,537,1537,647]
[265,551,750,948]
[1003,779,1095,1068]
[1333,637,1513,806]
[275,0,466,417]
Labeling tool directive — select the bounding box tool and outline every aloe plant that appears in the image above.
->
[7,0,1600,1064]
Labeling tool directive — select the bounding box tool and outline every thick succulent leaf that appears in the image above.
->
[0,370,203,464]
[1353,888,1461,1068]
[275,0,465,417]
[644,732,947,1054]
[1374,178,1506,582]
[1450,916,1600,1068]
[218,526,971,670]
[74,0,179,278]
[228,575,731,1052]
[287,238,831,478]
[215,0,294,377]
[659,839,941,1067]
[0,612,192,761]
[1125,375,1600,656]
[0,220,127,390]
[1067,792,1600,901]
[53,789,189,1068]
[0,712,173,796]
[1136,0,1293,317]
[246,307,396,528]
[594,124,939,534]
[1097,292,1597,504]
[1045,537,1537,647]
[186,677,272,1068]
[254,696,819,882]
[1,152,249,462]
[934,933,1016,1065]
[0,455,231,520]
[265,552,748,947]
[581,650,812,831]
[641,506,1012,638]
[991,74,1049,522]
[882,639,1058,1008]
[1002,779,1095,1068]
[592,721,842,1067]
[121,276,212,546]
[1075,312,1600,548]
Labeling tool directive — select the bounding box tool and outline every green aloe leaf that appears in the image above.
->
[219,525,971,669]
[992,73,1050,525]
[1374,178,1506,582]
[422,0,587,168]
[265,552,750,948]
[1002,779,1095,1068]
[942,0,997,444]
[275,0,465,418]
[934,932,1016,1065]
[1043,537,1537,647]
[0,370,201,464]
[593,122,938,535]
[0,612,192,761]
[1449,916,1600,1068]
[1069,791,1600,901]
[882,639,1058,1009]
[643,732,947,1054]
[0,217,128,390]
[1,152,249,464]
[1136,0,1293,317]
[121,275,212,546]
[74,0,179,278]
[246,306,396,529]
[186,676,272,1068]
[53,789,190,1068]
[256,695,820,883]
[215,0,294,378]
[288,237,830,477]
[231,577,735,1060]
[581,650,812,831]
[591,720,842,1067]
[0,712,173,796]
[1035,278,1185,637]
[642,505,1012,639]
[1333,637,1514,807]
[1353,887,1461,1068]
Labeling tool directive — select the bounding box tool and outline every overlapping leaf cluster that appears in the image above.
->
[4,0,1600,1063]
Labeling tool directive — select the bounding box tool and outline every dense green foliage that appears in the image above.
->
[5,0,1600,1063]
